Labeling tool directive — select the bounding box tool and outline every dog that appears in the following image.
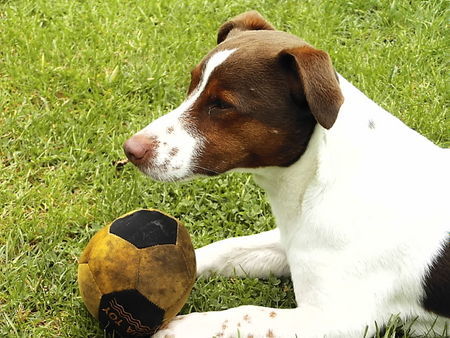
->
[123,11,449,338]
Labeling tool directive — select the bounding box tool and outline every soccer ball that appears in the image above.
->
[78,209,196,337]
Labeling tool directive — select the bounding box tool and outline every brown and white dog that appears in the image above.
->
[123,11,449,338]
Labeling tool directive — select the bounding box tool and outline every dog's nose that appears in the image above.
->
[123,134,156,165]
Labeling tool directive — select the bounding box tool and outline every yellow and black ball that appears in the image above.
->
[78,209,196,337]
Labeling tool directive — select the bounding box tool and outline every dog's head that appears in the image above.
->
[123,11,343,181]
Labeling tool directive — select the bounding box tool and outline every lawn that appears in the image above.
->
[0,0,448,337]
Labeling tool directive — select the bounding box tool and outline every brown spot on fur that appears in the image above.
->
[247,335,254,338]
[160,159,170,170]
[221,319,229,330]
[243,314,251,323]
[269,311,277,318]
[169,147,179,157]
[266,329,275,338]
[167,126,174,134]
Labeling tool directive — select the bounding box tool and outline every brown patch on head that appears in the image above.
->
[184,31,318,176]
[217,11,275,44]
[179,13,343,177]
[269,311,277,318]
[266,329,275,338]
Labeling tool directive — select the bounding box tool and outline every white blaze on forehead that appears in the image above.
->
[136,48,237,181]
[175,48,237,113]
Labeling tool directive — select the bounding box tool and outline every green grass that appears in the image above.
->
[0,0,448,336]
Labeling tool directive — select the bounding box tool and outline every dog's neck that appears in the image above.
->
[252,78,369,196]
[252,124,322,241]
[251,75,428,241]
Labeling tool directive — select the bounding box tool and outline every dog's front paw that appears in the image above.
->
[195,245,247,277]
[153,312,222,338]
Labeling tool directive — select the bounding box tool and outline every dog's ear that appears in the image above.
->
[217,11,275,44]
[279,46,344,129]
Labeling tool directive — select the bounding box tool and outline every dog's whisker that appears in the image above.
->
[192,164,221,175]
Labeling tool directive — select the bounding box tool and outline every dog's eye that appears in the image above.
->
[209,99,233,113]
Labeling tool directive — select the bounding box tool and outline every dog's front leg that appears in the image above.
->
[153,304,378,338]
[195,228,289,278]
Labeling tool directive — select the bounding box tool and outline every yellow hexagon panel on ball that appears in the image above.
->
[78,209,197,337]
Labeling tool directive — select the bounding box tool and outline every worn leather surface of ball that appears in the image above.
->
[78,209,196,337]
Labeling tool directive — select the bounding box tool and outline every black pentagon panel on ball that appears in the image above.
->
[99,289,165,337]
[110,210,178,248]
